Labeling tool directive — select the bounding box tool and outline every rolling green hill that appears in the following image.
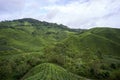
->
[0,18,120,80]
[0,18,69,52]
[22,63,86,80]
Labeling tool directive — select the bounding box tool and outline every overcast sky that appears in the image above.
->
[0,0,120,29]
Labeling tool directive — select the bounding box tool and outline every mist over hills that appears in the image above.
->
[0,18,120,80]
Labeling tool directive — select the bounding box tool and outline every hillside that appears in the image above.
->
[0,18,120,80]
[0,18,81,55]
[22,63,86,80]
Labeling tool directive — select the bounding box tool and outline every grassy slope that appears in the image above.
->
[60,27,120,56]
[22,63,87,80]
[0,19,79,80]
[46,27,120,80]
[0,19,75,54]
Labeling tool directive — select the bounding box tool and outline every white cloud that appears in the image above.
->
[47,0,59,3]
[0,0,120,29]
[41,0,120,28]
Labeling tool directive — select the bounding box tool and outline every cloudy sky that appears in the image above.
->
[0,0,120,29]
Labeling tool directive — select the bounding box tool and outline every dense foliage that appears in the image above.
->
[0,18,120,80]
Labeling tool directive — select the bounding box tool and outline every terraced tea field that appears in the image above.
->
[22,63,86,80]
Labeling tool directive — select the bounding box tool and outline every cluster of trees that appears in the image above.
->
[43,44,120,80]
[0,53,47,80]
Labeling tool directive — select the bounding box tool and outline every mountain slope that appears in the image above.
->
[44,27,120,80]
[22,63,87,80]
[0,19,120,80]
[0,18,77,54]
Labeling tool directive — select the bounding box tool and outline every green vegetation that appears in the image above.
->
[0,18,120,80]
[22,63,85,80]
